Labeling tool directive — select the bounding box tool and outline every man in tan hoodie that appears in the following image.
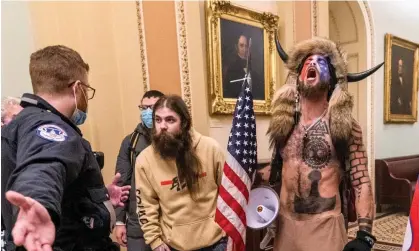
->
[135,95,226,251]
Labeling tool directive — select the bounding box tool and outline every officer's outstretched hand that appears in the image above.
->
[107,173,131,207]
[6,191,55,251]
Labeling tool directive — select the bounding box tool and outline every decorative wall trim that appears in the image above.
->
[174,0,192,114]
[311,0,318,37]
[329,10,340,42]
[135,0,150,92]
[358,0,376,197]
[340,1,359,45]
[329,1,358,45]
[347,53,360,118]
[292,1,296,44]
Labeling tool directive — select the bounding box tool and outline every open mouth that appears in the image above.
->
[307,68,317,81]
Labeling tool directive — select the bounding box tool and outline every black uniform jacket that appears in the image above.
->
[114,123,150,238]
[1,93,115,251]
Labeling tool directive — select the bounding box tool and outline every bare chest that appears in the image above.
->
[279,119,342,216]
[281,119,338,169]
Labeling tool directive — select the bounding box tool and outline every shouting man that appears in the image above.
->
[267,37,383,251]
[135,95,226,251]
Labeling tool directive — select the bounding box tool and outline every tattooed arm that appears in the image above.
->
[348,119,374,233]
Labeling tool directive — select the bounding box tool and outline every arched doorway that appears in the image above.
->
[329,1,377,199]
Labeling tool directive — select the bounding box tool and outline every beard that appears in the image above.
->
[152,130,185,159]
[297,78,329,98]
[152,128,203,196]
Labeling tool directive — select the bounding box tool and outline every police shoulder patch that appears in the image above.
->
[36,124,68,142]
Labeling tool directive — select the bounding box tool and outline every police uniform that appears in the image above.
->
[1,93,117,251]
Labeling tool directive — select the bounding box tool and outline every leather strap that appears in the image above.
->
[103,200,116,232]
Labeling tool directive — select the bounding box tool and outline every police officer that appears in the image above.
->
[1,45,130,251]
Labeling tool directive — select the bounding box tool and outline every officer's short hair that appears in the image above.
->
[30,45,89,95]
[142,90,164,100]
[1,96,21,123]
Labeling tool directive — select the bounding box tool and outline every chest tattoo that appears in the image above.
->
[294,170,336,214]
[283,120,337,214]
[302,121,331,170]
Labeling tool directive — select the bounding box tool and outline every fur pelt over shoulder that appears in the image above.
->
[267,37,354,149]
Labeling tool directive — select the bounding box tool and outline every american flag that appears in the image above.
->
[215,78,257,251]
[402,175,419,251]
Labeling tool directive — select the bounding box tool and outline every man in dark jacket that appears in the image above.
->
[114,90,164,251]
[1,45,130,251]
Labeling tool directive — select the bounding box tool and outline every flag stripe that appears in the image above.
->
[225,153,252,191]
[218,185,247,226]
[222,165,249,204]
[403,177,419,251]
[223,166,250,202]
[227,237,234,251]
[215,206,246,251]
[215,196,246,235]
[220,168,248,211]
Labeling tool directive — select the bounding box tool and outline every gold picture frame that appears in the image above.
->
[205,1,278,115]
[384,33,419,123]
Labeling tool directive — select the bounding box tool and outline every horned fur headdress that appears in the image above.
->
[267,35,383,149]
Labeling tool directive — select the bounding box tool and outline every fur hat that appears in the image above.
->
[267,37,355,149]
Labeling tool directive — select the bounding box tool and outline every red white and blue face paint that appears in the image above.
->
[299,54,331,85]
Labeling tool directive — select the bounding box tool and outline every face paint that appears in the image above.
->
[298,55,331,98]
[299,55,331,84]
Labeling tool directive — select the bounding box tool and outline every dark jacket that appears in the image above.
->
[114,123,151,238]
[1,93,117,251]
[223,54,264,100]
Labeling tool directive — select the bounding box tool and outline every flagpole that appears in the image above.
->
[217,36,257,251]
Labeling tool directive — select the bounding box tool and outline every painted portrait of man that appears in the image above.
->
[221,19,265,100]
[390,56,414,115]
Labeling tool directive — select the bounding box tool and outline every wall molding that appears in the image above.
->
[292,2,296,44]
[135,0,150,92]
[340,1,359,45]
[174,0,192,114]
[329,10,340,41]
[311,0,318,37]
[358,0,376,196]
[347,53,360,118]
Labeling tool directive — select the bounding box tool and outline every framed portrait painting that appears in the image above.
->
[384,33,419,123]
[205,1,278,115]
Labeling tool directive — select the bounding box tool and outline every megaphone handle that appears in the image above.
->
[260,230,275,249]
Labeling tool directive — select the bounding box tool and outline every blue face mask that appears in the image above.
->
[71,108,87,125]
[141,108,153,128]
[71,84,88,126]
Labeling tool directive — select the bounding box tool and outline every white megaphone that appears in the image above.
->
[245,186,280,249]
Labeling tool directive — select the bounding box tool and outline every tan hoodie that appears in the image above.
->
[135,130,225,250]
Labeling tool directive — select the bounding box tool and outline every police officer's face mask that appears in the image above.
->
[71,84,88,125]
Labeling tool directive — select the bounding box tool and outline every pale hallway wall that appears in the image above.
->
[370,0,419,158]
[1,1,34,97]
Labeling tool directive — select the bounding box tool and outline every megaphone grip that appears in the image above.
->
[260,230,275,249]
